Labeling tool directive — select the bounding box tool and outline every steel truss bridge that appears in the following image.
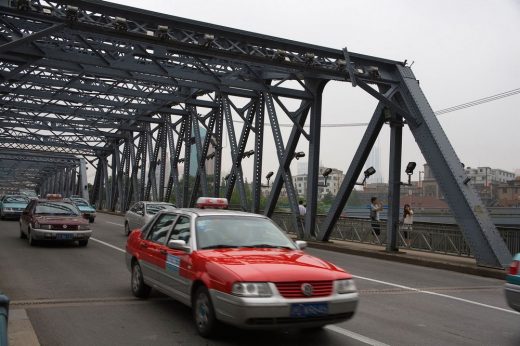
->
[0,0,511,268]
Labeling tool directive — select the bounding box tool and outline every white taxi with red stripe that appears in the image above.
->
[125,197,358,337]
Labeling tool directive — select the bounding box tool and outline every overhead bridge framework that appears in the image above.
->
[0,0,511,268]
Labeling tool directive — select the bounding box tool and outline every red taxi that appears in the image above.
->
[19,194,92,247]
[126,197,358,337]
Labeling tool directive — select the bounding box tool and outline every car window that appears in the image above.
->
[147,213,177,244]
[146,203,175,215]
[72,198,89,206]
[35,202,80,216]
[4,196,29,203]
[130,203,139,213]
[168,216,191,243]
[195,216,297,250]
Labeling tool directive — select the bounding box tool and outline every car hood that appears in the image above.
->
[198,249,350,282]
[34,215,88,225]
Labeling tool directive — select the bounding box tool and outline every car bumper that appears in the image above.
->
[1,210,23,218]
[31,228,92,241]
[505,283,520,312]
[210,287,358,329]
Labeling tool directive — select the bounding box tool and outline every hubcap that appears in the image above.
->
[196,294,209,328]
[132,265,140,291]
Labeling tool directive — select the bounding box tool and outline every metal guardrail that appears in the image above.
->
[270,212,520,258]
[0,294,9,346]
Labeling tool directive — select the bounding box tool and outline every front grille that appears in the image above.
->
[246,312,354,325]
[275,281,333,298]
[49,225,79,231]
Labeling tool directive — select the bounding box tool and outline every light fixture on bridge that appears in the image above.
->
[293,152,305,160]
[198,33,215,47]
[65,5,78,22]
[273,49,287,62]
[206,152,215,160]
[463,177,471,185]
[335,59,347,70]
[262,171,274,188]
[156,25,169,40]
[304,52,315,64]
[243,150,255,158]
[365,66,381,79]
[114,17,128,32]
[401,161,416,186]
[178,158,185,163]
[318,168,333,187]
[356,166,376,186]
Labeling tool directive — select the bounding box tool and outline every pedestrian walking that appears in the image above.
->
[402,204,414,247]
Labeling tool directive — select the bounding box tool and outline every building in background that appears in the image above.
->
[294,167,344,200]
[496,177,520,207]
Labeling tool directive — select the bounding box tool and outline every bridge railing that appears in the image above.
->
[270,212,520,258]
[0,294,9,346]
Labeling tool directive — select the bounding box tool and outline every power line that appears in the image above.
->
[233,87,520,128]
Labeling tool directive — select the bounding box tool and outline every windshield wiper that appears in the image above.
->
[242,244,293,250]
[201,244,239,250]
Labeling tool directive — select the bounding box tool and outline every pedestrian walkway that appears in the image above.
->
[306,238,506,280]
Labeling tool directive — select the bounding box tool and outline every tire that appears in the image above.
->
[19,223,27,239]
[28,229,38,246]
[89,217,95,223]
[125,222,131,236]
[78,239,89,247]
[193,286,218,338]
[131,262,151,298]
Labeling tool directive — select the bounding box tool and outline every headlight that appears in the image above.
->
[38,224,52,230]
[232,282,272,297]
[4,207,13,211]
[78,224,90,230]
[336,279,356,294]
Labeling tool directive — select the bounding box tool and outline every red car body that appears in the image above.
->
[125,205,358,337]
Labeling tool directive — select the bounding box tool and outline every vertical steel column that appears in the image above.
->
[252,96,265,213]
[305,80,327,239]
[123,135,132,210]
[91,158,101,207]
[139,126,149,201]
[386,113,403,252]
[213,96,224,197]
[146,126,162,201]
[110,146,119,211]
[190,107,205,201]
[182,115,192,207]
[102,157,110,210]
[159,117,168,202]
[170,120,185,205]
[78,158,89,201]
[63,167,70,197]
[318,103,386,240]
[222,96,249,210]
[264,91,300,236]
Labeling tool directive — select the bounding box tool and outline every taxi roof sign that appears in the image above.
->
[45,193,63,200]
[195,197,228,209]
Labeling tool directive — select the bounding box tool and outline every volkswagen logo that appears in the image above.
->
[301,283,313,296]
[62,225,67,229]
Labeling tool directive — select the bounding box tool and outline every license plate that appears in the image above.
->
[290,302,328,318]
[57,233,73,240]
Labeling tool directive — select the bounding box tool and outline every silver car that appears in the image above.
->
[124,201,176,235]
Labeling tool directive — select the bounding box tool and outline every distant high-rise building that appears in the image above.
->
[188,126,215,176]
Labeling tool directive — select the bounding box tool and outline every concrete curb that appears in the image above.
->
[8,309,39,346]
[306,241,506,280]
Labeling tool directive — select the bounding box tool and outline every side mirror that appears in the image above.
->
[295,240,307,250]
[167,239,190,252]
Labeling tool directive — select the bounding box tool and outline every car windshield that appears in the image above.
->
[196,216,296,250]
[4,196,29,203]
[72,199,89,206]
[35,202,80,216]
[146,204,175,215]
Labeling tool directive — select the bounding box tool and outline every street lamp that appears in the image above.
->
[356,166,376,186]
[401,161,416,186]
[293,152,305,160]
[318,168,333,187]
[262,171,274,187]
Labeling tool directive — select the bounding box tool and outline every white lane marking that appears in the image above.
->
[105,221,124,227]
[353,274,520,315]
[90,237,125,253]
[325,325,389,346]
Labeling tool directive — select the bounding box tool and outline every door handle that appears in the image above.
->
[140,243,148,248]
[159,249,167,255]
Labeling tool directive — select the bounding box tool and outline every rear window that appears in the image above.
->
[4,196,29,203]
[72,199,89,206]
[35,202,80,216]
[146,203,175,215]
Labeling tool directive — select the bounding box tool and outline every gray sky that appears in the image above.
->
[106,0,520,183]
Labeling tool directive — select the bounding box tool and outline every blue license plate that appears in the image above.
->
[290,302,328,318]
[57,234,73,240]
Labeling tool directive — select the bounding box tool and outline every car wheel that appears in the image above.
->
[131,262,151,298]
[78,239,89,247]
[89,217,95,223]
[28,229,38,246]
[19,223,26,239]
[125,222,131,236]
[193,286,218,338]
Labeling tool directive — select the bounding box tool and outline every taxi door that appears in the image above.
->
[138,212,177,285]
[160,215,194,301]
